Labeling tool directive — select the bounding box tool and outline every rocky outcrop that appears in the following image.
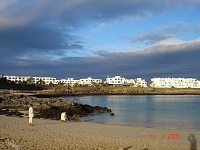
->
[0,93,111,120]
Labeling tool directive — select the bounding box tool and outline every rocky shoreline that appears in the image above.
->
[1,87,200,120]
[0,93,111,120]
[1,90,200,149]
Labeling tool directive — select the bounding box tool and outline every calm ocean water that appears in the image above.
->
[64,95,200,129]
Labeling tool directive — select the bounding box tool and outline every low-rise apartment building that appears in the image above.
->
[60,78,79,86]
[106,76,147,87]
[60,77,102,86]
[130,78,147,87]
[4,76,57,85]
[33,77,57,85]
[79,77,102,86]
[4,75,200,88]
[106,76,126,85]
[5,76,29,83]
[150,77,200,88]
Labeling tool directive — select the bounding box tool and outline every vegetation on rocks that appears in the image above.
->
[34,86,200,97]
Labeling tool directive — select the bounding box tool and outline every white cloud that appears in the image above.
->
[91,22,111,33]
[129,21,195,48]
[139,38,200,55]
[155,38,184,45]
[155,38,200,46]
[159,22,189,34]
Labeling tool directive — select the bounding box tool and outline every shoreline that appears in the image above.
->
[2,92,199,130]
[81,119,200,131]
[33,92,200,98]
[1,115,200,150]
[6,87,200,98]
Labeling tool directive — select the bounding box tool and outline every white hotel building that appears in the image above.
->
[60,77,102,86]
[79,77,102,86]
[106,76,147,87]
[4,76,57,85]
[3,75,200,88]
[60,78,79,86]
[150,77,200,88]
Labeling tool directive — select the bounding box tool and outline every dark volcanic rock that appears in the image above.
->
[0,108,23,117]
[38,104,111,120]
[0,93,112,120]
[110,113,114,116]
[0,97,3,103]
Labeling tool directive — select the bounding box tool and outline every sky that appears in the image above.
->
[0,0,200,80]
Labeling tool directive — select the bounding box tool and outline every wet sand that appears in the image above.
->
[0,115,200,150]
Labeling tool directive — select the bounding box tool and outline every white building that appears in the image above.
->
[60,78,79,86]
[150,77,200,88]
[4,76,57,85]
[60,77,102,86]
[33,77,57,85]
[131,78,147,87]
[78,77,102,86]
[5,75,199,88]
[5,76,30,83]
[106,76,126,85]
[106,76,147,87]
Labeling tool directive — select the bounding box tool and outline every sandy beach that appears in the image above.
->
[0,116,200,150]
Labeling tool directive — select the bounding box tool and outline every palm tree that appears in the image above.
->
[0,76,8,85]
[27,77,35,85]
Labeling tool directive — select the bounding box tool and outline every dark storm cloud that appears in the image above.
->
[90,40,200,79]
[74,40,200,80]
[0,1,85,58]
[2,39,200,80]
[0,25,82,56]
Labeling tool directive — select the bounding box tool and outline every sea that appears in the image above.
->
[64,95,200,129]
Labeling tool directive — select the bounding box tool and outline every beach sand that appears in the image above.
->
[0,115,200,150]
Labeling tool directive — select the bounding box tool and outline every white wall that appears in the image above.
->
[150,78,200,88]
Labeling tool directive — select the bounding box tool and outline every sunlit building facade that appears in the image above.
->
[78,77,102,86]
[3,75,200,88]
[4,76,57,85]
[60,78,79,86]
[106,76,147,87]
[150,77,200,88]
[60,77,102,86]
